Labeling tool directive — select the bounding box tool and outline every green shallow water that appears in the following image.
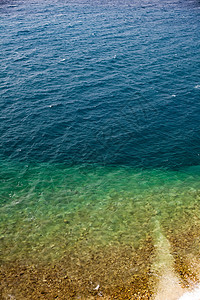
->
[1,159,200,265]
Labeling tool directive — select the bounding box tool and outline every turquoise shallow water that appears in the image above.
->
[1,159,200,264]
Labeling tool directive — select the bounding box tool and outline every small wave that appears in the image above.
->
[194,85,200,89]
[48,103,64,108]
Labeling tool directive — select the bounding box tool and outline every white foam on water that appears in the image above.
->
[178,285,200,300]
[194,84,200,89]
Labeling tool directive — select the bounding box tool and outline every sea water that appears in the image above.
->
[0,0,200,298]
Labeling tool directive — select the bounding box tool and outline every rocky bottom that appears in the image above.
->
[0,239,156,300]
[1,235,200,300]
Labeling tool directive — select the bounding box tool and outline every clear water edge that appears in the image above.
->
[1,160,200,296]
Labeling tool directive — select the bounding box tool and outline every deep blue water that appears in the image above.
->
[0,0,200,169]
